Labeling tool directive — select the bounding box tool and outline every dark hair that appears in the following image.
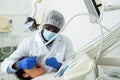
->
[15,69,32,80]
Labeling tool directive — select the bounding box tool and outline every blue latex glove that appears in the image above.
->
[45,57,62,70]
[17,56,37,69]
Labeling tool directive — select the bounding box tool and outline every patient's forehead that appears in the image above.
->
[23,62,45,78]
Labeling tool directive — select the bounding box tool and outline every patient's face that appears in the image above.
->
[23,61,45,78]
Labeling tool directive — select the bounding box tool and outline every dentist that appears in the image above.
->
[1,10,74,74]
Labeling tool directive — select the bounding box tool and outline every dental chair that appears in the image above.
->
[96,43,120,80]
[58,23,120,80]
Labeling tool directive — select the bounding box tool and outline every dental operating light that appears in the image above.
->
[25,0,42,31]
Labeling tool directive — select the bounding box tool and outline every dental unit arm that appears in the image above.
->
[31,0,42,18]
[25,0,42,31]
[84,0,120,23]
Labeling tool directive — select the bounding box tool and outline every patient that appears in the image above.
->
[15,57,45,80]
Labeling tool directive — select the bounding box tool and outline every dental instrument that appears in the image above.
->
[55,56,77,77]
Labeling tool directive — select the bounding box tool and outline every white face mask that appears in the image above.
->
[43,29,57,41]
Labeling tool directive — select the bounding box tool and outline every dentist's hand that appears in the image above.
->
[17,56,37,69]
[45,57,62,70]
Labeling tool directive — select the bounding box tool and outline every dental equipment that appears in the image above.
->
[55,65,69,77]
[83,1,115,78]
[60,54,95,80]
[25,0,41,31]
[31,0,42,18]
[83,0,120,62]
[84,0,120,23]
[104,0,120,11]
[25,17,39,31]
[84,0,103,23]
[76,21,120,63]
[83,0,104,63]
[55,56,77,77]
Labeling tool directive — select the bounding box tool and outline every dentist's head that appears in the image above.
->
[42,10,65,41]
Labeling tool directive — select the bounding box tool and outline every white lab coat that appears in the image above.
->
[1,30,74,73]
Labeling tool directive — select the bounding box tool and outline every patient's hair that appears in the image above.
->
[15,69,32,80]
